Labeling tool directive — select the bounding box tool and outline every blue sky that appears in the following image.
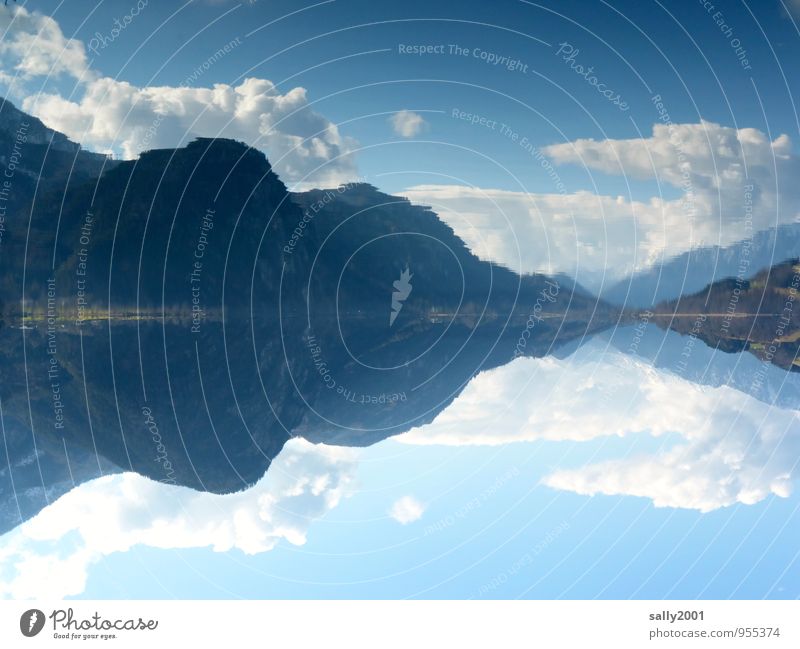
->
[3,0,798,288]
[11,0,800,193]
[79,435,800,600]
[1,0,800,599]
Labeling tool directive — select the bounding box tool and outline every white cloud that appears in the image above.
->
[0,7,357,189]
[24,77,358,188]
[542,443,795,514]
[543,121,795,203]
[398,345,699,446]
[0,7,91,81]
[0,439,358,599]
[402,184,667,289]
[404,121,800,290]
[389,496,425,524]
[390,110,427,138]
[398,340,800,513]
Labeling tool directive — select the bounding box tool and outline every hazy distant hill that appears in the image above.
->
[603,224,800,307]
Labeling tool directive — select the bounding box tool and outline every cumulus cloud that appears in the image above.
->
[389,496,425,524]
[403,184,661,289]
[24,77,358,188]
[0,6,357,189]
[0,7,91,82]
[0,439,357,599]
[398,340,800,512]
[390,110,427,137]
[405,121,800,290]
[543,121,795,205]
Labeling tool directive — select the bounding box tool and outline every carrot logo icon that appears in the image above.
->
[390,266,413,326]
[20,609,45,637]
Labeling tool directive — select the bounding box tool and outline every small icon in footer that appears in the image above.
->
[20,609,45,637]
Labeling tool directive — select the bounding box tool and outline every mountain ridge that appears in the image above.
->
[0,104,614,534]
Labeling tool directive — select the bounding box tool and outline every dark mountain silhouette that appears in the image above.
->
[0,104,616,534]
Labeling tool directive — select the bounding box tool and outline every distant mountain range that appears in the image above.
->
[602,224,800,307]
[598,324,800,411]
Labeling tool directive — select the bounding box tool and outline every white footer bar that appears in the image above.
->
[1,600,797,647]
